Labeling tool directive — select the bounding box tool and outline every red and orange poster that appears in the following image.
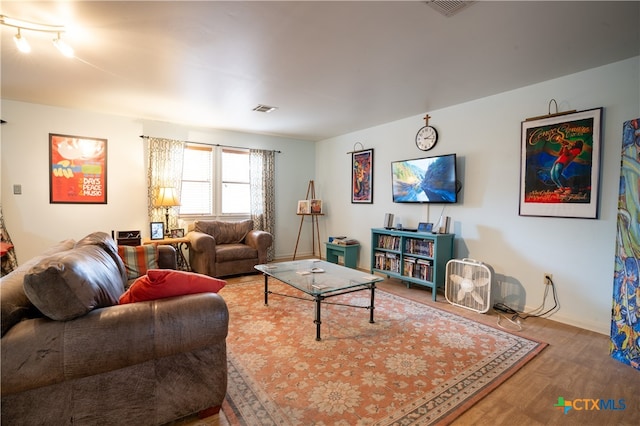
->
[49,133,107,204]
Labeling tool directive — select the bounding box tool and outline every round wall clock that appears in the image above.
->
[415,125,438,151]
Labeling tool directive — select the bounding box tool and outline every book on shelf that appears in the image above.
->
[374,252,399,272]
[405,238,434,256]
[403,257,417,277]
[334,238,358,245]
[377,235,400,250]
[416,258,433,281]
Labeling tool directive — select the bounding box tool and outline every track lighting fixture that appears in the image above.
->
[53,33,74,57]
[1,14,74,57]
[13,28,31,53]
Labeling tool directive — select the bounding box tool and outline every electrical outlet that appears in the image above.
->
[544,273,553,285]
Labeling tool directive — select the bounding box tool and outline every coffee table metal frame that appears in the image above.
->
[255,260,382,341]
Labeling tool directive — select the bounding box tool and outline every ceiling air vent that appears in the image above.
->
[426,1,475,17]
[252,104,278,113]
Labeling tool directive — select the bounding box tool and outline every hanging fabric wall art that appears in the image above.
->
[611,117,640,370]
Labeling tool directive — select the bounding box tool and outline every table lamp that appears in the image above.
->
[154,187,181,237]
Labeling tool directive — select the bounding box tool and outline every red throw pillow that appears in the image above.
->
[119,269,226,304]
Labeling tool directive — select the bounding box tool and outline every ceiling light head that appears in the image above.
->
[53,33,74,57]
[13,29,31,53]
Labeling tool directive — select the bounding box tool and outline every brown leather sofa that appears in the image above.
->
[187,219,273,277]
[0,232,229,425]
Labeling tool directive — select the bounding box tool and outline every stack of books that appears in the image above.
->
[333,237,358,245]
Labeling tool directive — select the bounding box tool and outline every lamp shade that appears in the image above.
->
[155,187,181,207]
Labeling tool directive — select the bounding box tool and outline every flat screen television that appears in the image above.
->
[391,153,458,203]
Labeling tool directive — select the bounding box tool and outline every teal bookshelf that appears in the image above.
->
[371,228,454,301]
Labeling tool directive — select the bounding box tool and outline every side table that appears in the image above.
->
[324,242,359,269]
[143,237,191,271]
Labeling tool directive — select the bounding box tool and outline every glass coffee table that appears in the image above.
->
[255,259,383,341]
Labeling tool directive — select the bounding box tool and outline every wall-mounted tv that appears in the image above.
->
[391,153,458,203]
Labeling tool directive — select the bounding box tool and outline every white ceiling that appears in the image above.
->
[1,1,639,141]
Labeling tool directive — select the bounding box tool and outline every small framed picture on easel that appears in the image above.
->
[310,199,322,214]
[297,200,310,214]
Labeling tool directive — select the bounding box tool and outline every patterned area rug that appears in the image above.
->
[220,279,546,425]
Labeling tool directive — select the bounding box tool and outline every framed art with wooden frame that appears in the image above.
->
[150,222,165,240]
[49,133,107,204]
[352,148,373,204]
[519,107,603,219]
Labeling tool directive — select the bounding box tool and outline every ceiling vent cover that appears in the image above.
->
[426,1,475,17]
[252,104,278,113]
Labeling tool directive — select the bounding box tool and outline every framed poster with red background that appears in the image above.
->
[49,133,107,204]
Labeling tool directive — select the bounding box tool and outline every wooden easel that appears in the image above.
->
[293,180,323,260]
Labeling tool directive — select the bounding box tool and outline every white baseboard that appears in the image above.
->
[522,304,609,336]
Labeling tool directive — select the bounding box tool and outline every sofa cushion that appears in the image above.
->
[0,239,76,336]
[23,244,126,321]
[194,219,253,244]
[119,269,226,304]
[215,244,258,262]
[77,231,128,284]
[118,245,159,280]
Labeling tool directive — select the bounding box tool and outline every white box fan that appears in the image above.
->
[445,258,492,313]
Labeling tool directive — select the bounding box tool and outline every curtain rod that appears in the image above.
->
[139,135,281,153]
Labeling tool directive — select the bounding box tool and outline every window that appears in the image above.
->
[221,149,250,214]
[180,145,213,215]
[179,145,250,216]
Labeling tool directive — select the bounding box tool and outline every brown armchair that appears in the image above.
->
[187,219,273,277]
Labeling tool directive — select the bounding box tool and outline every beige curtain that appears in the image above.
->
[146,137,185,232]
[250,149,276,261]
[0,206,18,275]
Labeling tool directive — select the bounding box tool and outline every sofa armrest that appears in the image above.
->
[245,230,273,263]
[187,231,216,255]
[245,230,273,251]
[1,293,228,396]
[157,245,177,269]
[186,231,218,276]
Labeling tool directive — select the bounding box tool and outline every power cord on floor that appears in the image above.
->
[492,275,560,331]
[494,304,523,331]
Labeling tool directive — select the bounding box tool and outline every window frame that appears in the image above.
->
[179,144,251,220]
[219,147,251,216]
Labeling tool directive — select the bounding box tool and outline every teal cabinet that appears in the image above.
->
[371,228,454,301]
[324,242,359,269]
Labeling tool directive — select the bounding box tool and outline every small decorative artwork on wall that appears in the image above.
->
[352,147,373,204]
[519,107,602,218]
[49,133,107,204]
[611,117,640,370]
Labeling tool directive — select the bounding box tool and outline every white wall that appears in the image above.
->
[315,57,640,335]
[0,101,316,263]
[2,57,638,335]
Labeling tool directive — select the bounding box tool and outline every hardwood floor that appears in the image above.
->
[376,278,639,426]
[179,275,639,426]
